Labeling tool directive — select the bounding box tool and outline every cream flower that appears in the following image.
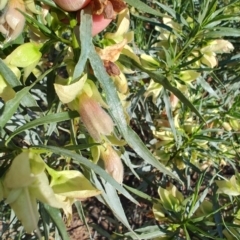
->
[200,39,234,68]
[2,151,63,233]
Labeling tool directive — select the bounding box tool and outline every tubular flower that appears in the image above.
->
[179,70,200,83]
[200,39,234,68]
[100,143,124,184]
[46,166,101,225]
[53,0,91,11]
[54,0,126,17]
[155,17,181,42]
[2,151,63,233]
[0,0,26,42]
[152,184,184,222]
[0,42,41,101]
[216,175,240,196]
[54,75,114,142]
[78,92,114,142]
[144,80,163,104]
[4,42,42,81]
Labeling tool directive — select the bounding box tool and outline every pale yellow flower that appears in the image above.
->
[200,39,234,68]
[2,151,63,233]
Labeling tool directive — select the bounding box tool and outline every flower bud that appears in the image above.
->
[222,121,232,131]
[179,70,200,82]
[157,184,184,212]
[100,144,124,184]
[91,13,112,36]
[79,93,114,142]
[53,0,91,11]
[229,119,240,131]
[201,39,234,54]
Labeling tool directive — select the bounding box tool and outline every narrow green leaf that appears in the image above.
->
[194,135,227,142]
[207,15,239,24]
[64,143,100,151]
[123,225,170,239]
[0,86,30,130]
[39,203,51,240]
[103,181,139,239]
[89,45,128,133]
[205,27,240,37]
[197,76,220,99]
[153,1,176,18]
[73,6,92,80]
[198,0,216,25]
[74,201,93,240]
[43,204,70,240]
[92,173,139,239]
[186,223,223,239]
[20,9,52,35]
[125,0,166,17]
[0,58,19,87]
[163,89,178,144]
[184,224,191,240]
[35,145,138,204]
[124,184,153,202]
[6,111,79,145]
[126,126,180,181]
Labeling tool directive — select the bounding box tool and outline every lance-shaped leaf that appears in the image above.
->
[0,64,20,101]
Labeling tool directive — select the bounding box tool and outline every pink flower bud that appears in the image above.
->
[79,93,114,142]
[91,14,112,36]
[53,0,91,11]
[100,144,124,184]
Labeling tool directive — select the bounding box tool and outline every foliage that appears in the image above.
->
[0,0,240,239]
